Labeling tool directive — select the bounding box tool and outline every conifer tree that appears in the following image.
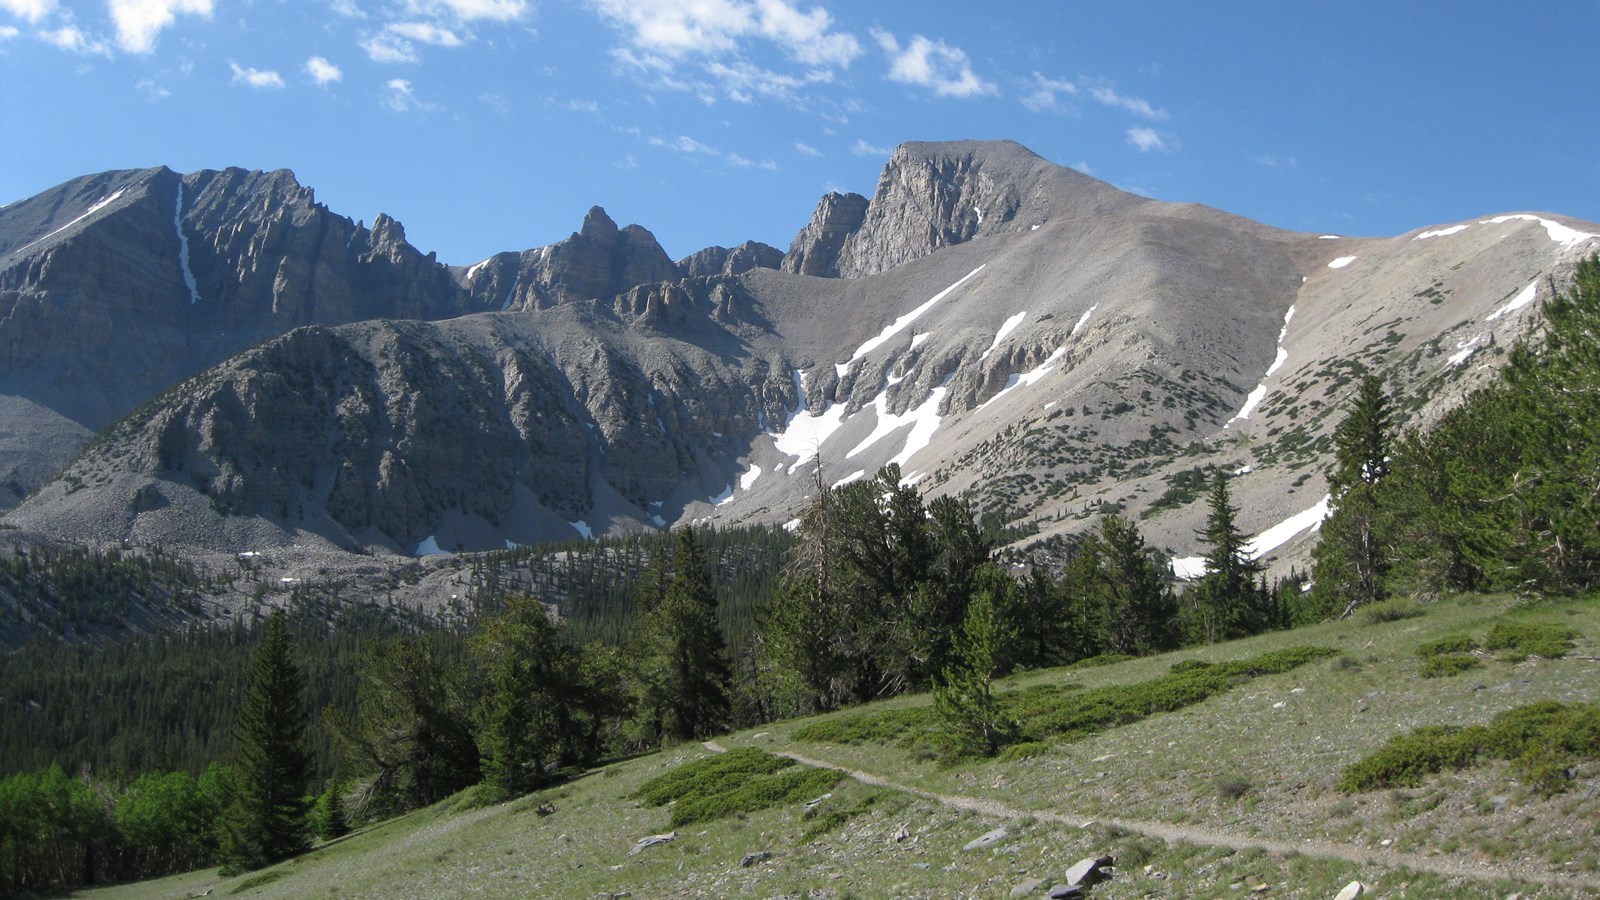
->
[219,609,310,872]
[1312,374,1394,617]
[1184,471,1270,642]
[636,527,732,743]
[932,589,1015,757]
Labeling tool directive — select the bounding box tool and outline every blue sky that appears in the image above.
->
[2,1,1598,265]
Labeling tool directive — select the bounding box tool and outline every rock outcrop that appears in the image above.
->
[781,191,868,277]
[678,241,783,277]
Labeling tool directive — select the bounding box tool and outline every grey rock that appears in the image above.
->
[1333,881,1364,900]
[1010,877,1044,897]
[629,830,677,856]
[1063,855,1114,889]
[963,827,1008,850]
[781,191,868,277]
[1045,885,1083,899]
[739,851,771,867]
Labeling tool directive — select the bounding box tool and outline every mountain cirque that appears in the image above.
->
[3,139,1597,581]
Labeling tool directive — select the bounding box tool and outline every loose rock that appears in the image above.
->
[628,831,677,856]
[739,851,771,867]
[1333,881,1364,900]
[964,827,1009,850]
[1010,877,1044,897]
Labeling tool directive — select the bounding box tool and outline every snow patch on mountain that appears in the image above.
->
[1227,305,1296,426]
[1071,304,1098,337]
[415,535,447,556]
[15,187,127,255]
[1486,280,1539,322]
[1328,256,1358,269]
[981,310,1027,360]
[832,470,866,488]
[1448,335,1485,366]
[570,520,593,539]
[849,264,986,362]
[980,348,1066,411]
[1171,494,1332,579]
[773,369,849,474]
[740,464,763,491]
[175,184,201,305]
[1482,214,1598,247]
[1414,224,1469,240]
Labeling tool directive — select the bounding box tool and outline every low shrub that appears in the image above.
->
[1359,598,1428,624]
[1417,634,1480,657]
[1483,623,1579,661]
[631,749,845,828]
[1340,701,1600,796]
[1418,654,1483,678]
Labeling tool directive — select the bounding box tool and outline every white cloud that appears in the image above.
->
[230,61,285,89]
[1126,126,1172,153]
[872,28,996,98]
[0,24,17,39]
[136,77,169,99]
[589,0,860,103]
[1252,152,1298,170]
[38,23,111,55]
[1020,72,1075,113]
[108,0,214,54]
[386,20,463,46]
[1088,82,1167,120]
[330,0,366,18]
[795,140,821,156]
[852,137,891,156]
[751,0,859,67]
[361,31,417,62]
[0,0,55,24]
[421,0,526,21]
[305,56,342,85]
[382,77,438,112]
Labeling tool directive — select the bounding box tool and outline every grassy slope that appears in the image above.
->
[77,592,1600,899]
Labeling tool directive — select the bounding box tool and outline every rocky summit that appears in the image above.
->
[3,140,1598,576]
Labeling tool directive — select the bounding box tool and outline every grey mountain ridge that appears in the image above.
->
[2,141,1597,585]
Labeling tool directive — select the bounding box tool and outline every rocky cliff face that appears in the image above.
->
[781,191,869,277]
[678,241,783,277]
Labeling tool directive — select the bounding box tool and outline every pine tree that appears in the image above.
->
[932,589,1015,758]
[1311,375,1395,617]
[1184,471,1270,642]
[1097,514,1179,655]
[636,527,732,743]
[219,609,310,872]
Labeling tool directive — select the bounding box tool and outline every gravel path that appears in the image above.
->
[705,740,1600,893]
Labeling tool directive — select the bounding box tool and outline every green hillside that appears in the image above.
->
[72,590,1600,899]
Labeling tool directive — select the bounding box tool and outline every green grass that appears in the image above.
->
[792,646,1336,752]
[72,591,1600,899]
[1483,622,1579,661]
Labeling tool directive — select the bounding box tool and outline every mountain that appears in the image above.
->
[3,140,1597,579]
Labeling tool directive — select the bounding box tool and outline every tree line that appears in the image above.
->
[1311,254,1600,613]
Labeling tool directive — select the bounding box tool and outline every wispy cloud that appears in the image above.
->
[305,56,342,85]
[422,0,526,21]
[230,61,285,89]
[361,31,417,63]
[387,20,464,47]
[38,23,112,56]
[1088,81,1167,120]
[794,141,821,157]
[0,24,18,40]
[0,0,55,24]
[136,77,169,99]
[1126,126,1173,154]
[1020,72,1076,113]
[1252,152,1298,170]
[852,137,891,156]
[588,0,860,105]
[648,132,777,171]
[108,0,213,54]
[871,28,996,98]
[381,77,439,112]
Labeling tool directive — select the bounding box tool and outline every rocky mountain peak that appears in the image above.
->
[781,191,869,277]
[580,205,619,240]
